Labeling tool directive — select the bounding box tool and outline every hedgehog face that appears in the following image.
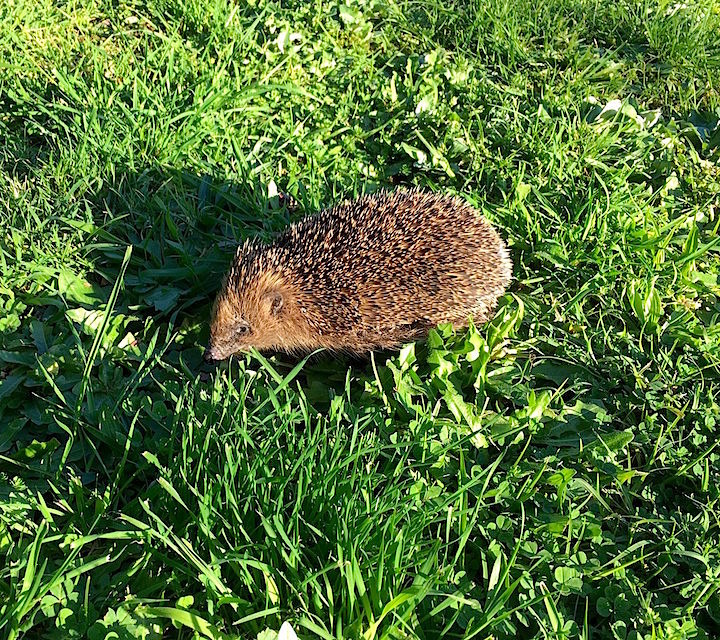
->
[205,243,309,360]
[205,243,299,360]
[205,292,250,361]
[205,286,292,360]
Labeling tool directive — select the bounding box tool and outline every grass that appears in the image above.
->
[1,0,720,637]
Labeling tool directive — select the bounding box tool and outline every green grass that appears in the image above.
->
[1,0,720,637]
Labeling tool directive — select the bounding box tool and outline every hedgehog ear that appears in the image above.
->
[263,291,284,317]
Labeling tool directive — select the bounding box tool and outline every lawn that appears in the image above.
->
[1,0,720,638]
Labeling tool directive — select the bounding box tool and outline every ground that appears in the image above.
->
[1,0,720,638]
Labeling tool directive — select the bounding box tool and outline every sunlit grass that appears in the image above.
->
[1,0,720,638]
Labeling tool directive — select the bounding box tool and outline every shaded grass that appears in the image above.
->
[1,0,720,638]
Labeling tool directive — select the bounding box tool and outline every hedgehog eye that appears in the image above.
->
[235,323,251,336]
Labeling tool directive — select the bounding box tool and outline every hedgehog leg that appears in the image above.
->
[383,319,433,346]
[408,318,434,336]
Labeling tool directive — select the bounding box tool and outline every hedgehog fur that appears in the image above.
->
[205,189,512,359]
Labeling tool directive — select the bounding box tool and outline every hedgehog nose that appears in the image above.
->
[204,346,219,363]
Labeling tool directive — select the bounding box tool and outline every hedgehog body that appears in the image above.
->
[206,189,511,359]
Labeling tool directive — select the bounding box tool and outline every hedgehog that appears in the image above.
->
[204,189,511,360]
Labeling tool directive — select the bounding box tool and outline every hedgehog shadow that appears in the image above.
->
[89,165,399,381]
[92,165,296,328]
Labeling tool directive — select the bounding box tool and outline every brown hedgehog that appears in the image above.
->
[205,189,511,360]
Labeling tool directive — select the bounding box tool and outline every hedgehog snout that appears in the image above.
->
[203,344,221,363]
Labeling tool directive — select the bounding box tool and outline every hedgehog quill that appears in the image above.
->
[205,189,511,360]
